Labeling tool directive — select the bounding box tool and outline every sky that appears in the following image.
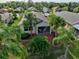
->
[0,0,79,3]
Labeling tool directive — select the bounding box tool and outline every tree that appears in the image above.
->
[28,36,50,59]
[8,12,18,26]
[24,12,37,35]
[53,27,76,59]
[48,11,65,30]
[34,3,43,12]
[73,6,79,13]
[0,14,27,59]
[68,2,75,12]
[68,40,79,59]
[0,26,27,59]
[61,6,68,11]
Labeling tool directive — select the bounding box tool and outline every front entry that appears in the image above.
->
[38,26,50,35]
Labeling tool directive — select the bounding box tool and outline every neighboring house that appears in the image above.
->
[0,12,13,24]
[28,7,37,11]
[15,7,23,11]
[55,11,79,36]
[43,7,49,17]
[43,7,49,13]
[0,8,13,13]
[0,9,8,13]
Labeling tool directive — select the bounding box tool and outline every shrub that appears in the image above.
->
[21,33,31,40]
[27,36,50,59]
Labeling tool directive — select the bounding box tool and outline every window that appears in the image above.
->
[24,27,33,31]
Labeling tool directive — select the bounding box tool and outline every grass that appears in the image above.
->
[47,45,65,59]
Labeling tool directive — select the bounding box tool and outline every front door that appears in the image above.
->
[38,26,50,35]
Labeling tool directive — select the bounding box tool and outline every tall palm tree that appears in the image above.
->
[48,11,65,31]
[24,12,37,35]
[53,27,76,59]
[0,25,27,59]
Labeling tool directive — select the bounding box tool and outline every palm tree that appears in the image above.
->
[48,11,65,31]
[0,25,27,59]
[53,27,76,59]
[24,12,37,36]
[68,40,79,59]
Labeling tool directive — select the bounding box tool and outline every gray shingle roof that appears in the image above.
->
[32,12,49,26]
[56,11,79,25]
[32,12,48,22]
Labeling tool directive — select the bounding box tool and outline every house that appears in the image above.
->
[43,7,49,13]
[19,11,52,35]
[0,8,13,13]
[0,12,13,24]
[15,7,23,11]
[28,7,37,11]
[15,7,23,12]
[0,9,8,13]
[42,7,49,17]
[55,11,79,36]
[32,12,51,35]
